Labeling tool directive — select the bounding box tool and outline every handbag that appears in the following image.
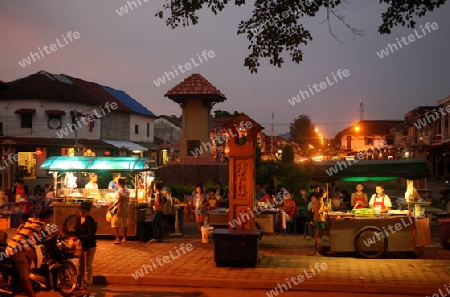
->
[68,237,83,258]
[108,202,118,216]
[106,211,112,223]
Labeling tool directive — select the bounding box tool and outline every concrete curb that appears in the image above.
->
[93,274,442,296]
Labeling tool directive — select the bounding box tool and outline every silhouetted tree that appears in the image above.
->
[156,0,446,72]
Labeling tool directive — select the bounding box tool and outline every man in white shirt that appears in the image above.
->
[85,173,98,195]
[369,184,392,213]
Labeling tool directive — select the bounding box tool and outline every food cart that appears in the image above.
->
[310,158,431,258]
[40,156,157,237]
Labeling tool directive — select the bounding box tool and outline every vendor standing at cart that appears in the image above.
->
[85,173,98,195]
[369,183,392,213]
[351,183,368,209]
[108,173,120,192]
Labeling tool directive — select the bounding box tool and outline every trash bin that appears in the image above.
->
[201,226,214,243]
[437,218,450,249]
[138,222,153,242]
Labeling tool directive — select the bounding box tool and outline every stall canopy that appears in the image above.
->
[101,140,148,152]
[40,156,157,171]
[310,158,429,183]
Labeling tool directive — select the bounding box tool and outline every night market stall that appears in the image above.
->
[310,158,432,258]
[40,156,158,237]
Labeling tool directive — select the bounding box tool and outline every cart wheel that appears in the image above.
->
[354,226,387,259]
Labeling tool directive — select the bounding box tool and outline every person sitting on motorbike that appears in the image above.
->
[6,208,60,297]
[18,212,38,269]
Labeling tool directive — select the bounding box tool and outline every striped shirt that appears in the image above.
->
[6,219,52,256]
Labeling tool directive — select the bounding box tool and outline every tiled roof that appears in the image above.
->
[0,71,156,117]
[165,74,226,101]
[0,71,95,104]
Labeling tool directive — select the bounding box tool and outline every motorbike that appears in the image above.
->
[440,180,450,213]
[0,236,77,297]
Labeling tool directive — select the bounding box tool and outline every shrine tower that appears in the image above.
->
[165,74,226,159]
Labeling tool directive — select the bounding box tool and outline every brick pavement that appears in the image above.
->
[89,221,450,295]
[3,220,450,295]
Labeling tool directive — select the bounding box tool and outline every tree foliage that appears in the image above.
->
[289,114,317,151]
[213,109,240,118]
[156,0,446,73]
[281,144,294,165]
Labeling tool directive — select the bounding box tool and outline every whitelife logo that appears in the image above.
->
[288,69,350,106]
[190,120,253,157]
[414,104,450,130]
[131,243,193,280]
[266,262,328,297]
[376,22,439,59]
[115,0,150,16]
[55,102,118,138]
[324,141,388,177]
[0,153,19,172]
[0,224,59,261]
[427,282,450,297]
[153,50,215,87]
[362,214,423,247]
[18,31,81,68]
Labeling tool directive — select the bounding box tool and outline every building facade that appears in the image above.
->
[0,71,157,188]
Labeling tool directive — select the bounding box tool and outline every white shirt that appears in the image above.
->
[369,194,392,210]
[85,182,98,194]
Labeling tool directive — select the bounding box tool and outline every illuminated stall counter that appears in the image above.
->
[41,156,157,237]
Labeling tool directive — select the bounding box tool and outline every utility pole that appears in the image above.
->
[359,98,364,122]
[270,111,274,160]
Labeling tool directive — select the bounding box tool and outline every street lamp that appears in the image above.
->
[354,125,360,151]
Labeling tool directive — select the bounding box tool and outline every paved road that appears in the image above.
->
[40,284,443,297]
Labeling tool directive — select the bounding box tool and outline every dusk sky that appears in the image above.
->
[1,1,449,138]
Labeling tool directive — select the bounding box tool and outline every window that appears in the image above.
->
[135,124,139,134]
[0,122,3,136]
[21,114,33,128]
[47,114,62,129]
[146,123,150,137]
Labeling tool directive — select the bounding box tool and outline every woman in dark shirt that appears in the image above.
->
[74,202,97,292]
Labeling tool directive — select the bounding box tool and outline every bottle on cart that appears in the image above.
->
[204,215,209,227]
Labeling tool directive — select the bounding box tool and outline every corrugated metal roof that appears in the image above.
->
[102,139,148,151]
[101,85,156,117]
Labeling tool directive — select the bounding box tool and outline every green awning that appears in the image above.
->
[40,156,157,171]
[310,158,429,183]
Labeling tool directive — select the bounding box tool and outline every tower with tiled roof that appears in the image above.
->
[165,74,226,159]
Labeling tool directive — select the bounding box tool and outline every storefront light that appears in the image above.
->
[35,148,43,156]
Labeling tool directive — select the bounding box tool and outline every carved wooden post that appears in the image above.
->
[212,114,263,267]
[223,114,263,231]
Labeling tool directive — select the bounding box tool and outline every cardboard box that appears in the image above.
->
[0,218,11,230]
